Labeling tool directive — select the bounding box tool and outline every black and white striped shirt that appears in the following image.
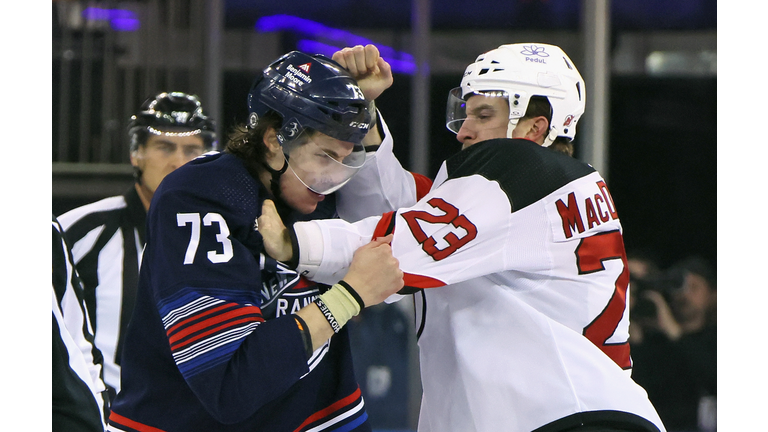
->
[52,216,109,431]
[58,187,146,401]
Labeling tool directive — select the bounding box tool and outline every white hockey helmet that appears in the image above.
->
[446,43,586,146]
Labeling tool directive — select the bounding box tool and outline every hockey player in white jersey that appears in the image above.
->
[259,43,666,432]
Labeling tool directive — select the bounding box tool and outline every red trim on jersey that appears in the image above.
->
[403,272,445,289]
[170,316,265,351]
[292,388,362,432]
[411,172,433,200]
[165,302,238,335]
[372,211,396,239]
[109,412,167,432]
[294,276,313,290]
[168,306,264,344]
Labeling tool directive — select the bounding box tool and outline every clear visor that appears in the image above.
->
[278,120,366,195]
[445,88,510,134]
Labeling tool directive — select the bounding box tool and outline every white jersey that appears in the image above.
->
[293,138,665,432]
[336,112,428,222]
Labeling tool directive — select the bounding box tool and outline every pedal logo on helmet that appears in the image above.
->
[521,45,549,64]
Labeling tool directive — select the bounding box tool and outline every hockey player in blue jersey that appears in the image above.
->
[107,49,410,432]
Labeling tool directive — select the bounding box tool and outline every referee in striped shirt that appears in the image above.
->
[57,92,217,401]
[53,215,109,430]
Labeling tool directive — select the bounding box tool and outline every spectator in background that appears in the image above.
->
[665,256,717,431]
[629,255,717,432]
[627,251,681,430]
[57,92,217,401]
[627,249,662,281]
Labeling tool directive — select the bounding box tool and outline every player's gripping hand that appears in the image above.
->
[257,199,292,262]
[332,44,393,101]
[341,234,404,307]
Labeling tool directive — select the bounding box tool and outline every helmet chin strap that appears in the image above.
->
[543,128,558,147]
[261,157,292,219]
[506,117,520,139]
[507,117,558,147]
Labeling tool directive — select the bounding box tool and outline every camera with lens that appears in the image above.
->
[630,270,684,321]
[630,277,660,320]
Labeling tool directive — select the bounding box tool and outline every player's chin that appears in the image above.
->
[296,195,323,215]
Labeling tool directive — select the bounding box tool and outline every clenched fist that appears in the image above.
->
[342,234,404,307]
[332,44,393,101]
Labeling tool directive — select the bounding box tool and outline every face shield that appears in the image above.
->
[276,118,366,195]
[445,88,513,134]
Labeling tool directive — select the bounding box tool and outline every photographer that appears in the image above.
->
[629,255,717,432]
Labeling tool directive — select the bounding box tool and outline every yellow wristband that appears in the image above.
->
[316,283,362,331]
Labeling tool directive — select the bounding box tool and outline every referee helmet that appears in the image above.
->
[128,92,217,154]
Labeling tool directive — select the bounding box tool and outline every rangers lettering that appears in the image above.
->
[556,182,620,239]
[276,298,289,317]
[277,298,316,318]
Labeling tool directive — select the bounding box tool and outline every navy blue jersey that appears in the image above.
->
[108,152,370,432]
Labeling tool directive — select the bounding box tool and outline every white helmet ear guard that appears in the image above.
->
[446,43,585,146]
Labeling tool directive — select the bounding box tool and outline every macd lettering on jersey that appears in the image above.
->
[555,180,619,239]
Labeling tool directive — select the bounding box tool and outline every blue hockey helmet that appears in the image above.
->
[247,51,373,194]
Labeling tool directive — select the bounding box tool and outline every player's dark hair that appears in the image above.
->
[523,95,553,124]
[224,111,283,179]
[549,137,574,157]
[131,129,150,151]
[131,129,150,183]
[670,256,717,292]
[524,95,575,157]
